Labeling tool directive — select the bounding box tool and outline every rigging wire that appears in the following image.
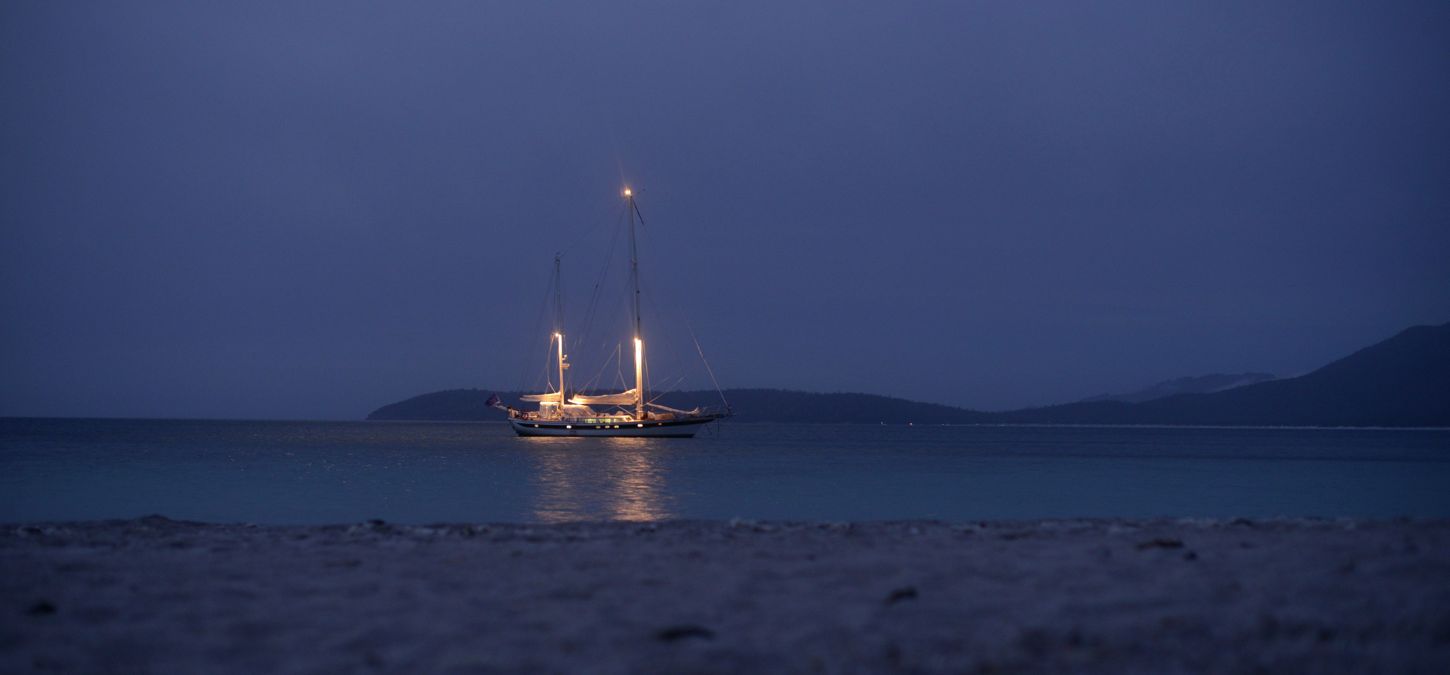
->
[640,279,694,397]
[686,318,730,409]
[516,195,619,400]
[537,333,559,395]
[576,340,620,394]
[514,263,558,396]
[575,204,626,353]
[649,374,689,401]
[615,342,625,390]
[553,190,628,261]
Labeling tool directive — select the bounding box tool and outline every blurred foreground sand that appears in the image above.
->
[2,517,1448,673]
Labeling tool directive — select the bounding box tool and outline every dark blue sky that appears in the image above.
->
[3,2,1448,419]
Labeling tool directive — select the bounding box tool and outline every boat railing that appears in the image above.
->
[511,407,730,423]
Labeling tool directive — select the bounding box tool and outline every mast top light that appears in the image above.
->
[623,187,632,197]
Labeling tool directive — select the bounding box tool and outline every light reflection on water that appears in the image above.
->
[527,438,673,522]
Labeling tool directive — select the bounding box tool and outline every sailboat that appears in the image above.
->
[495,187,730,437]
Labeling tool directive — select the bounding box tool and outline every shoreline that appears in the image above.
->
[6,416,1450,431]
[4,517,1448,673]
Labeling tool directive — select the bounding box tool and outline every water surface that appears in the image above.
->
[2,418,1447,523]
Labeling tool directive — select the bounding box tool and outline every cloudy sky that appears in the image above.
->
[3,1,1447,419]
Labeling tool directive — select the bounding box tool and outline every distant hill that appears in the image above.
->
[367,389,503,422]
[1081,372,1276,404]
[367,388,992,425]
[367,322,1450,427]
[997,322,1450,427]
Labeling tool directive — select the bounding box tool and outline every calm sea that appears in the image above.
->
[2,418,1447,524]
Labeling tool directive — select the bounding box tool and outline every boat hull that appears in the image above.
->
[509,416,719,438]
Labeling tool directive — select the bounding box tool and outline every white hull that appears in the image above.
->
[509,416,719,438]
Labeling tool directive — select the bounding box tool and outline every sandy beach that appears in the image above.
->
[2,517,1448,673]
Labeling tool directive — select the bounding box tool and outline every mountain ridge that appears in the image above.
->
[366,322,1450,428]
[1080,372,1276,404]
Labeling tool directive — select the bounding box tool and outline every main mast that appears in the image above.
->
[553,254,567,412]
[626,187,644,420]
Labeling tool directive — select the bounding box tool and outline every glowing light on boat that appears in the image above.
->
[634,337,644,419]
